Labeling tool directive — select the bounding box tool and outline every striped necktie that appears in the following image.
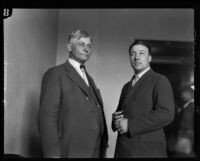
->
[132,74,139,86]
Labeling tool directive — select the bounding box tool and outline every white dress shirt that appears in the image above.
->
[183,99,194,109]
[68,58,89,86]
[136,67,151,79]
[132,67,150,86]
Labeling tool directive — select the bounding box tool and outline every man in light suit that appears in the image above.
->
[38,29,108,158]
[175,86,194,157]
[112,40,175,158]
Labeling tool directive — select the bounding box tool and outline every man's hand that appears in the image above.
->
[112,111,124,122]
[112,110,128,134]
[115,118,128,134]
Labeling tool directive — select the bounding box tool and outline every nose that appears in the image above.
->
[134,53,139,60]
[83,46,89,52]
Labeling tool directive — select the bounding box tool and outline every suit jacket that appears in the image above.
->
[38,61,108,158]
[177,101,194,155]
[178,102,194,139]
[112,69,175,158]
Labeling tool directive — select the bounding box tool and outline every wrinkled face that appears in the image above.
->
[68,37,92,64]
[129,44,152,74]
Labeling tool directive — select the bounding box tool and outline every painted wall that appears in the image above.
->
[56,9,194,158]
[4,9,59,157]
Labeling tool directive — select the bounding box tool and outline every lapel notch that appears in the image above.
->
[64,61,90,97]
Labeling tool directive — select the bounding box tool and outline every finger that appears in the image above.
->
[118,128,124,134]
[114,118,123,126]
[115,118,124,122]
[116,114,124,119]
[115,122,120,129]
[113,115,124,120]
[113,110,124,116]
[119,130,125,134]
[117,128,121,132]
[114,119,124,129]
[119,127,125,133]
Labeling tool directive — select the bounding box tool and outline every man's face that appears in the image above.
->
[68,37,92,64]
[129,44,152,73]
[181,91,191,102]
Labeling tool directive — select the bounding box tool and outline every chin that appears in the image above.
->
[80,58,89,63]
[134,68,144,73]
[134,66,142,71]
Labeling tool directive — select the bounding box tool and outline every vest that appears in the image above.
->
[87,79,104,136]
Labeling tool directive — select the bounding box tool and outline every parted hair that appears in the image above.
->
[128,40,151,55]
[68,29,92,43]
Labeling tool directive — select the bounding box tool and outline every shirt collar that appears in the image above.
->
[183,99,194,109]
[135,67,150,79]
[68,58,82,70]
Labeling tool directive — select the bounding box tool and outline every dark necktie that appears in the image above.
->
[80,64,85,70]
[80,64,89,86]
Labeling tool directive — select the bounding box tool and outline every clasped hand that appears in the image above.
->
[112,110,128,134]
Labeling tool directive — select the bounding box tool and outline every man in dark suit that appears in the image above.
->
[175,86,194,157]
[112,40,175,158]
[38,29,108,158]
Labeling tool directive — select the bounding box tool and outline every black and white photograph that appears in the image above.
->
[3,8,198,158]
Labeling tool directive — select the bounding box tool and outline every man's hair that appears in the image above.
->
[68,29,92,43]
[128,40,151,54]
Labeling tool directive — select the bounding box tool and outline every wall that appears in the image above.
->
[56,9,194,158]
[4,9,59,157]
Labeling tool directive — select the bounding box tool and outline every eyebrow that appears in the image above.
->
[78,41,92,47]
[130,50,146,52]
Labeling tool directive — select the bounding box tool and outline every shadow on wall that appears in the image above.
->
[22,89,43,158]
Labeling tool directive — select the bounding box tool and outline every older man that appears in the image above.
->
[38,29,108,158]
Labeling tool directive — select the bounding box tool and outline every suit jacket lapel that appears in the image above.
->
[122,69,153,107]
[86,72,103,107]
[64,61,90,97]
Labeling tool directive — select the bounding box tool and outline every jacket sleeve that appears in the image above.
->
[111,83,128,132]
[37,69,61,157]
[128,75,175,137]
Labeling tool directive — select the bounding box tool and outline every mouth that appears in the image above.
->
[80,53,89,56]
[134,62,141,65]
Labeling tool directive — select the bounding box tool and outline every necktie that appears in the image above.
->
[80,64,85,70]
[80,64,89,86]
[132,74,139,86]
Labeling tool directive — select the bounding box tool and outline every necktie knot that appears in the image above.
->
[80,64,89,86]
[132,74,139,86]
[80,64,85,70]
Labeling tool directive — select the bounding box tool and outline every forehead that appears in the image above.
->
[131,44,149,51]
[72,37,92,44]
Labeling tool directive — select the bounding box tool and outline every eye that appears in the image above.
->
[139,51,145,55]
[87,44,92,49]
[130,51,136,56]
[79,42,85,47]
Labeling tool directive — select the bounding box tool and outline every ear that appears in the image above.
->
[148,55,152,62]
[67,43,72,52]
